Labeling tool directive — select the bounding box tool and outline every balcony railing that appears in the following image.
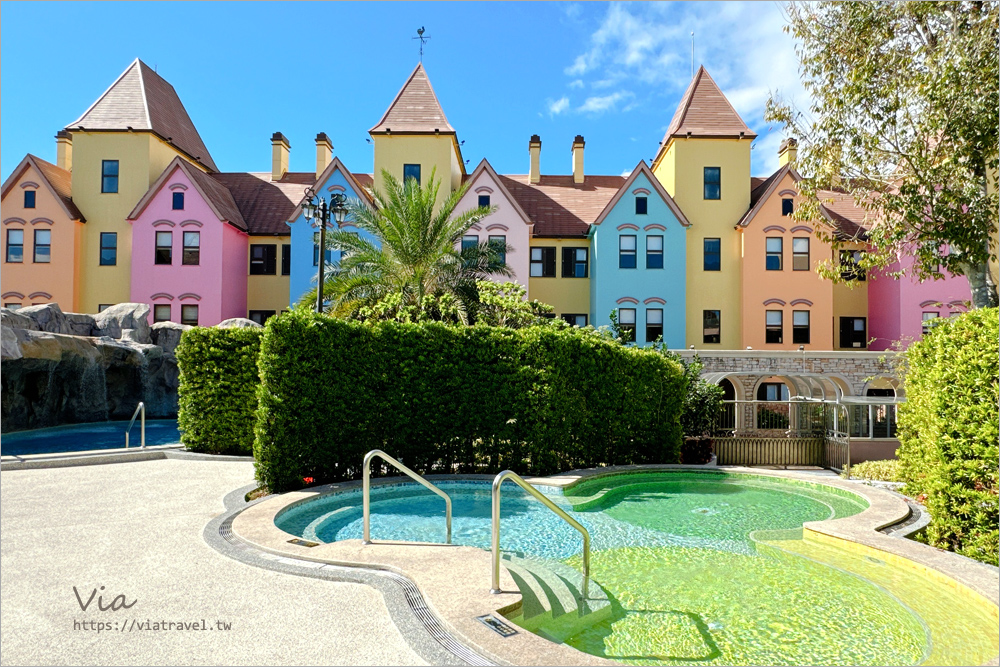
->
[713,400,897,441]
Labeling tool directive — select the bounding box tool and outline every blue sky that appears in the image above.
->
[1,1,806,181]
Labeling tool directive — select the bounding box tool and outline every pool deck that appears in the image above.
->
[0,458,427,666]
[233,464,1000,667]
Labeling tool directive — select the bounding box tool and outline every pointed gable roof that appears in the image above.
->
[662,66,757,143]
[369,63,456,134]
[66,59,219,172]
[737,164,795,227]
[127,156,246,231]
[211,172,313,236]
[591,161,691,228]
[464,159,533,228]
[286,157,374,222]
[500,175,625,238]
[1,154,85,222]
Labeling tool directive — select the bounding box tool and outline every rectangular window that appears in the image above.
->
[766,237,783,270]
[180,304,199,326]
[646,308,663,343]
[792,237,809,271]
[153,304,171,323]
[33,229,51,263]
[646,236,664,269]
[478,194,490,208]
[248,310,276,325]
[839,317,867,348]
[703,310,721,344]
[488,234,506,265]
[5,303,22,310]
[618,308,636,342]
[155,231,173,265]
[703,238,721,271]
[792,310,810,344]
[101,160,119,193]
[840,250,866,281]
[781,198,793,216]
[619,235,637,269]
[98,304,113,313]
[24,190,36,208]
[561,314,588,327]
[6,229,23,263]
[765,310,783,344]
[635,196,648,215]
[281,244,291,275]
[530,247,556,277]
[99,232,117,265]
[921,311,939,335]
[561,247,588,278]
[462,235,478,252]
[180,231,200,265]
[250,244,277,275]
[403,164,421,185]
[704,167,721,200]
[340,231,358,261]
[172,192,185,210]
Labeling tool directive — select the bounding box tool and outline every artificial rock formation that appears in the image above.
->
[1,303,193,433]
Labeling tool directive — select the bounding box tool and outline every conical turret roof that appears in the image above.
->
[369,63,455,134]
[662,65,756,142]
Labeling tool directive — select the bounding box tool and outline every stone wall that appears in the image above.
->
[0,303,260,433]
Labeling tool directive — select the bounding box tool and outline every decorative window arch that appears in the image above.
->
[763,225,787,233]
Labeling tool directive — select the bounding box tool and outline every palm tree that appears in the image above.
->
[298,168,512,322]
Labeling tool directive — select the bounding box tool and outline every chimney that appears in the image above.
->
[528,135,541,184]
[315,132,333,178]
[572,135,585,184]
[778,137,798,167]
[271,132,290,181]
[55,131,73,172]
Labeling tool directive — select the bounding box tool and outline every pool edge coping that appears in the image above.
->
[228,465,1000,667]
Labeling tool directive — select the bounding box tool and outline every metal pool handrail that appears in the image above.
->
[124,402,145,449]
[362,449,452,545]
[491,470,590,599]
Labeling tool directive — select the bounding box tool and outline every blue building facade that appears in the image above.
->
[286,158,376,306]
[589,162,690,347]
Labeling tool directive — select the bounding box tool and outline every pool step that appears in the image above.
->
[501,554,612,643]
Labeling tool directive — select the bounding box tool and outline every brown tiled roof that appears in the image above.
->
[127,157,246,231]
[750,176,767,192]
[661,66,757,145]
[738,165,791,227]
[0,154,85,222]
[352,173,374,190]
[66,59,218,172]
[499,174,625,237]
[370,63,456,134]
[818,189,871,241]
[211,172,313,236]
[465,159,534,228]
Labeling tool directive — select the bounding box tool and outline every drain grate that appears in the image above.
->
[476,614,519,638]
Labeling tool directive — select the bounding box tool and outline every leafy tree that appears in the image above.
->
[658,350,725,437]
[298,168,513,321]
[471,281,560,328]
[767,1,999,308]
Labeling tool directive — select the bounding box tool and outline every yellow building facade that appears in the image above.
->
[527,238,592,322]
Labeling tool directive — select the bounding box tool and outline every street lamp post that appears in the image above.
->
[301,189,348,313]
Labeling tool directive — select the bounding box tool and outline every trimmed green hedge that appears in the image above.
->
[897,307,999,565]
[176,326,263,455]
[253,311,686,492]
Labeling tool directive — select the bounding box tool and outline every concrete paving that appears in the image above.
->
[0,459,426,666]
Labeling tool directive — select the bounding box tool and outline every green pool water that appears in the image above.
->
[510,472,999,666]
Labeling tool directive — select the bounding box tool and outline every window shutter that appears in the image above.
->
[839,318,850,348]
[562,248,574,277]
[266,245,277,274]
[544,248,556,277]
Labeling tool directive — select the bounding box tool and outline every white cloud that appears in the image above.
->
[568,79,585,89]
[578,91,632,114]
[548,96,570,116]
[561,1,808,173]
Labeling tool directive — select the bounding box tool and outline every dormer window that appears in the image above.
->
[478,195,490,208]
[172,192,185,210]
[781,198,793,216]
[635,196,647,215]
[24,190,36,208]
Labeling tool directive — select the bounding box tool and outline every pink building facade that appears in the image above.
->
[867,252,971,351]
[127,158,249,327]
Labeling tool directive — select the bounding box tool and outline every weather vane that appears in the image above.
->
[413,26,431,61]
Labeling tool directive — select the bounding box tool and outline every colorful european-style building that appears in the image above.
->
[1,57,974,351]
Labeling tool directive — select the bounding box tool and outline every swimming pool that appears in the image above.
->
[0,419,181,456]
[275,471,999,666]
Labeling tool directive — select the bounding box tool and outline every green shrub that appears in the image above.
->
[841,459,902,482]
[896,307,999,566]
[659,352,724,436]
[253,311,686,492]
[176,326,263,455]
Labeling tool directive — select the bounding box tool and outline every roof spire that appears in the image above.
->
[413,26,431,62]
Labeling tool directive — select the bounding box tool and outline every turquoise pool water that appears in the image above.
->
[275,472,999,666]
[0,419,180,456]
